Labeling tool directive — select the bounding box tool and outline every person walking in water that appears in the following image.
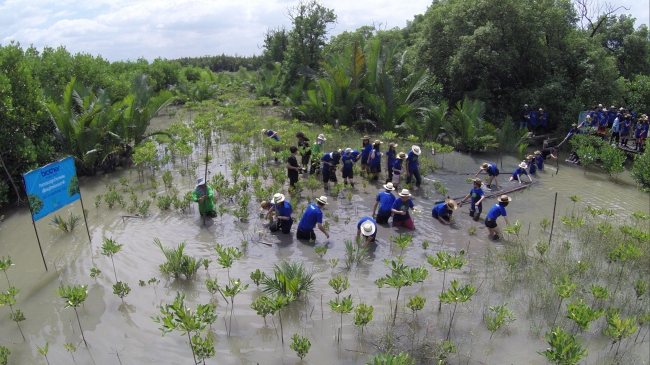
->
[356,216,378,248]
[287,146,301,190]
[474,162,501,190]
[459,178,485,221]
[391,189,419,230]
[360,136,372,174]
[385,143,398,184]
[296,132,311,170]
[369,140,382,181]
[372,182,396,224]
[392,152,406,190]
[310,134,326,174]
[263,193,293,234]
[192,178,216,216]
[485,195,512,241]
[321,150,341,190]
[405,145,422,187]
[296,196,330,241]
[431,198,457,225]
[341,148,357,187]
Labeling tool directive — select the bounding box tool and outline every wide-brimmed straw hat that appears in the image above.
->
[361,135,370,140]
[389,143,398,148]
[261,129,268,133]
[360,221,376,237]
[518,162,528,169]
[481,162,490,169]
[397,152,407,159]
[398,189,411,197]
[498,195,512,203]
[473,178,483,184]
[374,140,382,145]
[317,134,327,141]
[383,182,395,191]
[196,178,206,187]
[534,150,541,155]
[260,201,270,210]
[272,193,285,204]
[527,155,535,160]
[316,196,328,205]
[571,123,578,127]
[445,198,458,210]
[411,145,421,155]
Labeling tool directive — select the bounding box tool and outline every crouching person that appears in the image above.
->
[262,193,293,234]
[296,196,330,241]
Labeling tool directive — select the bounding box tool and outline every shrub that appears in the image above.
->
[262,260,314,299]
[154,239,208,280]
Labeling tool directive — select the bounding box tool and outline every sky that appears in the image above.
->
[1,0,648,62]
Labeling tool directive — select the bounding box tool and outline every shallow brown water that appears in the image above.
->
[0,126,648,364]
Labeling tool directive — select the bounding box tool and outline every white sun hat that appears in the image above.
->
[411,145,421,155]
[518,161,528,168]
[316,196,328,205]
[272,193,285,204]
[383,182,395,191]
[398,189,411,197]
[360,221,376,237]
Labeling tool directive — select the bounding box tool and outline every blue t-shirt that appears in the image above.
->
[486,204,507,219]
[406,151,419,171]
[357,216,377,238]
[485,163,499,176]
[622,120,630,134]
[528,111,537,126]
[535,156,544,170]
[321,152,335,173]
[635,123,643,137]
[597,111,607,126]
[370,148,382,167]
[393,159,403,175]
[342,154,355,171]
[266,130,280,141]
[392,198,414,222]
[538,113,548,126]
[375,191,396,216]
[351,150,361,161]
[512,167,528,179]
[432,203,453,217]
[361,144,372,162]
[470,187,484,206]
[528,160,537,174]
[607,110,617,124]
[298,203,323,230]
[641,124,648,137]
[273,201,292,219]
[386,150,396,169]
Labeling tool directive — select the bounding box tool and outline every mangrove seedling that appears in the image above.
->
[101,237,124,282]
[606,242,643,297]
[90,267,101,280]
[0,346,8,365]
[217,204,229,223]
[376,257,429,325]
[343,240,369,268]
[36,342,50,365]
[205,278,220,299]
[64,343,76,362]
[289,334,311,360]
[389,233,413,255]
[538,327,587,365]
[328,275,349,298]
[154,239,208,280]
[366,351,413,365]
[112,281,131,303]
[427,250,467,311]
[152,292,217,365]
[467,226,477,235]
[421,241,429,250]
[406,295,426,317]
[215,244,243,279]
[590,285,610,302]
[269,293,294,344]
[0,256,14,287]
[486,303,515,339]
[250,295,274,324]
[262,260,314,299]
[634,279,648,300]
[315,246,328,258]
[192,332,216,364]
[0,287,25,340]
[604,307,638,357]
[439,280,476,340]
[353,303,374,336]
[329,294,354,343]
[94,194,102,212]
[306,176,321,198]
[535,242,549,259]
[539,218,551,231]
[56,285,89,347]
[249,269,266,287]
[219,278,248,316]
[329,259,339,269]
[49,213,81,233]
[566,299,603,331]
[553,275,576,326]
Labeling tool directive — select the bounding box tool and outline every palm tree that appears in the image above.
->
[442,97,496,152]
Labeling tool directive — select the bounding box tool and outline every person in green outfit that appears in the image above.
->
[310,134,326,175]
[192,178,216,216]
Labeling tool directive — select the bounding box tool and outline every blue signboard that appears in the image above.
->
[23,157,80,221]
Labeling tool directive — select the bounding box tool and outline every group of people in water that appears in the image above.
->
[190,131,529,244]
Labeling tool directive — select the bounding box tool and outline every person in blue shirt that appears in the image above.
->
[528,109,538,133]
[369,140,383,181]
[391,189,419,230]
[385,143,398,184]
[525,154,537,175]
[536,108,548,136]
[360,136,372,173]
[474,162,501,190]
[431,199,457,225]
[405,145,422,187]
[263,193,293,234]
[459,178,486,221]
[372,182,396,224]
[356,216,378,248]
[392,152,406,190]
[510,161,533,184]
[485,195,512,240]
[620,114,631,147]
[597,106,607,135]
[520,104,530,130]
[262,128,281,161]
[607,106,618,128]
[341,148,357,187]
[296,196,330,241]
[321,151,341,190]
[534,151,545,170]
[640,117,648,152]
[634,118,644,150]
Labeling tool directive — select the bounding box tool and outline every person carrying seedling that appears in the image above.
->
[360,136,372,173]
[405,145,422,187]
[192,178,216,216]
[391,189,420,230]
[341,148,357,187]
[296,131,311,170]
[263,193,293,234]
[485,195,512,241]
[356,216,378,248]
[431,198,457,225]
[262,128,281,161]
[369,140,383,181]
[321,150,341,190]
[385,143,398,183]
[459,178,485,221]
[392,152,406,190]
[287,146,301,190]
[510,161,533,184]
[296,196,330,241]
[474,162,500,190]
[372,182,396,224]
[310,134,326,175]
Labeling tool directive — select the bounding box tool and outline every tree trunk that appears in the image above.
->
[0,153,25,206]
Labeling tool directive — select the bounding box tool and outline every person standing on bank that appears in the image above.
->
[296,196,330,240]
[474,162,501,190]
[265,193,293,234]
[485,195,512,241]
[385,143,398,184]
[369,140,382,181]
[192,178,216,216]
[520,104,530,130]
[405,145,422,187]
[391,189,419,230]
[356,217,378,248]
[287,146,300,190]
[431,198,457,225]
[459,178,485,221]
[372,182,396,224]
[296,132,311,170]
[360,136,372,173]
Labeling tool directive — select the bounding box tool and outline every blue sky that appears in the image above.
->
[1,0,647,62]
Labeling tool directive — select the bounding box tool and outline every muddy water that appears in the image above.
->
[1,136,649,365]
